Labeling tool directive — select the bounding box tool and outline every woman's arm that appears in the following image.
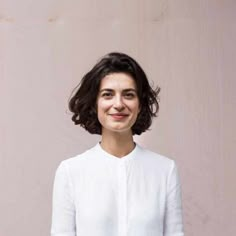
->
[164,161,184,236]
[51,162,76,236]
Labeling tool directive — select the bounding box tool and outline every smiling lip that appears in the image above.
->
[110,113,129,120]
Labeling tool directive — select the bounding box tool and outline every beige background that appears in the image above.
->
[1,0,236,235]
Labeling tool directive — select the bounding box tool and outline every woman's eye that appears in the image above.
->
[102,92,113,98]
[124,93,135,99]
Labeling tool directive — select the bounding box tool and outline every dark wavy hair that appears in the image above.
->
[68,52,160,135]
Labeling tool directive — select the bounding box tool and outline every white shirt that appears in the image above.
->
[51,143,184,236]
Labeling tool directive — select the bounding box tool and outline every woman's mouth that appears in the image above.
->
[110,113,129,120]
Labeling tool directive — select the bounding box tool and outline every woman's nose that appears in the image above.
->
[113,95,124,110]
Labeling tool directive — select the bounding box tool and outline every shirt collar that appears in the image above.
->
[94,142,140,163]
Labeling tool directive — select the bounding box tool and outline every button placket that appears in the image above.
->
[117,160,128,236]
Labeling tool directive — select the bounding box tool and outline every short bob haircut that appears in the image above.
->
[68,52,160,135]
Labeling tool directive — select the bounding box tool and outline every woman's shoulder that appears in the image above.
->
[136,143,176,171]
[58,144,98,168]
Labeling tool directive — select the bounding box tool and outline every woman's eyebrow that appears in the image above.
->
[99,88,137,93]
[123,88,137,92]
[99,88,113,92]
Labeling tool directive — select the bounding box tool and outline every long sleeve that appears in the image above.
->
[164,161,184,236]
[51,161,76,236]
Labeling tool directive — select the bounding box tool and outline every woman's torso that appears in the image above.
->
[64,143,173,236]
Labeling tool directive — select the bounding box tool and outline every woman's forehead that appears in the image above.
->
[100,73,137,90]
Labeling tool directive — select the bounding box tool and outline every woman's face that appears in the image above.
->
[97,72,140,135]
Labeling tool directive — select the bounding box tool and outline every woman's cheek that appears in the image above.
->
[100,100,112,109]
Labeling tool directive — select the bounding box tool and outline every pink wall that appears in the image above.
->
[1,0,235,235]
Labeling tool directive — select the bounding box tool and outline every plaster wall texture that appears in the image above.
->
[0,0,235,235]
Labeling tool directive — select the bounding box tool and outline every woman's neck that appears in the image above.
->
[100,130,135,158]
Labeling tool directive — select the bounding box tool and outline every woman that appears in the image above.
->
[51,52,184,236]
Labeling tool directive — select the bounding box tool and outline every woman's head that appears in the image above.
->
[68,52,160,135]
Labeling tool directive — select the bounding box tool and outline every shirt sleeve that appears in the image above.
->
[51,161,76,236]
[164,160,184,236]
